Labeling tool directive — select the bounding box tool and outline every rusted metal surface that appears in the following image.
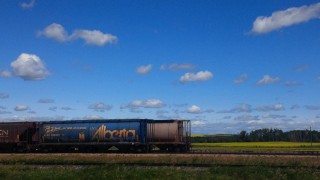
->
[151,122,179,142]
[0,122,35,143]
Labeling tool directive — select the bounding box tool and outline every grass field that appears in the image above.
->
[1,153,320,179]
[192,142,320,152]
[1,142,320,179]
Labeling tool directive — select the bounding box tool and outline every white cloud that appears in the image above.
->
[20,0,36,9]
[257,75,280,85]
[160,63,196,71]
[192,120,206,126]
[14,105,29,111]
[136,64,152,74]
[38,23,117,46]
[180,70,213,83]
[256,103,285,111]
[251,2,320,34]
[234,74,248,84]
[187,105,201,114]
[317,76,320,80]
[0,70,13,78]
[187,105,214,114]
[88,102,112,112]
[71,29,117,46]
[122,99,165,109]
[38,23,69,42]
[11,53,50,80]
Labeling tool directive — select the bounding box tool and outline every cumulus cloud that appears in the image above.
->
[187,105,214,114]
[71,29,117,46]
[256,75,280,85]
[122,99,165,109]
[37,23,69,42]
[160,63,196,71]
[88,102,112,112]
[136,64,152,74]
[187,105,201,114]
[0,70,13,78]
[11,53,50,80]
[14,105,29,111]
[180,70,213,83]
[0,93,9,99]
[233,74,248,84]
[20,0,36,9]
[256,103,285,111]
[38,23,117,46]
[251,2,320,34]
[38,98,55,103]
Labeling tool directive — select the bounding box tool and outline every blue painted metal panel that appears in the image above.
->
[39,120,147,144]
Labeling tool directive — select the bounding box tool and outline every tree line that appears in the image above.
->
[192,128,320,143]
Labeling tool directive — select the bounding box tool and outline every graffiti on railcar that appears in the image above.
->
[45,126,87,134]
[92,125,136,141]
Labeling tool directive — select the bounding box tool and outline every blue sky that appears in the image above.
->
[1,0,320,134]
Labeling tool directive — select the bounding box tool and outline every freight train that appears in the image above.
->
[0,119,191,153]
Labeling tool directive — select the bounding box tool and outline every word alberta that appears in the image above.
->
[92,125,137,141]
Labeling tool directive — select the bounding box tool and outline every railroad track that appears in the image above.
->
[1,150,319,156]
[0,162,319,169]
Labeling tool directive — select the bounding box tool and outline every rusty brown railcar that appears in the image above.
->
[0,122,37,152]
[148,120,191,152]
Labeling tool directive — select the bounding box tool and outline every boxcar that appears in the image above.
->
[37,119,150,152]
[0,122,36,152]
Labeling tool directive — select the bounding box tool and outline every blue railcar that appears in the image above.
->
[37,119,150,152]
